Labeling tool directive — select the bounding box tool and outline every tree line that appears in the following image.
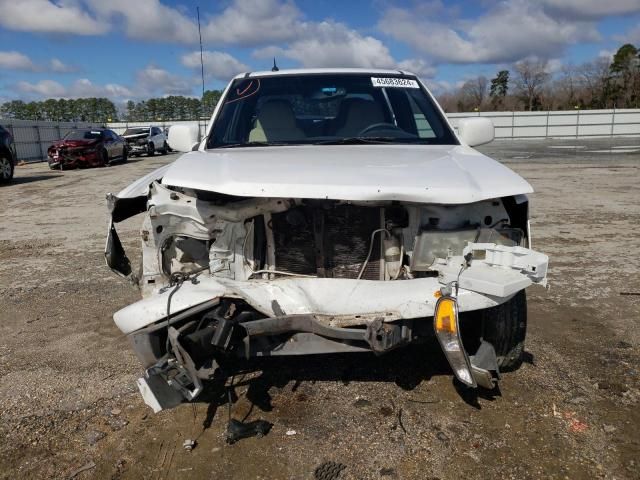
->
[0,97,119,123]
[438,44,640,112]
[123,90,221,122]
[0,90,223,123]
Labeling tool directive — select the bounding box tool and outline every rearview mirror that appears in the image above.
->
[167,125,200,152]
[457,117,494,147]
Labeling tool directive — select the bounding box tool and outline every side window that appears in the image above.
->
[407,95,435,139]
[152,127,160,136]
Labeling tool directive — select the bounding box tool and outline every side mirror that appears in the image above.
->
[167,124,200,152]
[457,117,494,147]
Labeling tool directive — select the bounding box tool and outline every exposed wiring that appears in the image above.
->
[164,265,209,352]
[489,218,509,229]
[357,228,390,280]
[392,244,404,280]
[249,269,316,278]
[242,220,255,270]
[453,251,474,297]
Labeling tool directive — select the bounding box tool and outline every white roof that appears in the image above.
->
[234,67,418,79]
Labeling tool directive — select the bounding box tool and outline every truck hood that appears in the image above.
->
[123,133,148,140]
[160,144,532,204]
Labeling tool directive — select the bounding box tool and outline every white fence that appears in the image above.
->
[447,108,640,139]
[3,108,640,162]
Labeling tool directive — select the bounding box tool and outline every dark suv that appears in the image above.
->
[0,125,17,182]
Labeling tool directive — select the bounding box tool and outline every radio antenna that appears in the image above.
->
[197,6,205,101]
[196,6,205,134]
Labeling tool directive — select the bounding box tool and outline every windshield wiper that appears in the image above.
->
[216,141,291,148]
[314,136,399,145]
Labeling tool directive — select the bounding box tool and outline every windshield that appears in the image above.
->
[123,128,149,136]
[64,130,103,140]
[208,74,457,148]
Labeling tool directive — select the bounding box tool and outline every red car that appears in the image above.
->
[48,128,127,170]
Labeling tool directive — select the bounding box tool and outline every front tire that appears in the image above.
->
[122,148,128,163]
[480,290,527,371]
[0,156,13,182]
[101,149,109,167]
[147,142,155,156]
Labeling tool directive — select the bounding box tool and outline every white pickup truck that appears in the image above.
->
[106,68,549,412]
[122,126,168,157]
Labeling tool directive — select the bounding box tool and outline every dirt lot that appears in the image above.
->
[0,140,639,479]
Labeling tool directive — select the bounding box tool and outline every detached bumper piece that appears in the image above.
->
[137,313,412,412]
[434,295,499,389]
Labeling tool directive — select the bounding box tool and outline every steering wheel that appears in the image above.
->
[358,122,404,136]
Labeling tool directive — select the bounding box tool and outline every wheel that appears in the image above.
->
[147,142,155,156]
[101,149,110,167]
[0,156,14,182]
[122,147,128,163]
[161,142,168,155]
[480,290,527,371]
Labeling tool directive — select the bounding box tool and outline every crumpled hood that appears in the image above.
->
[160,144,532,204]
[123,133,148,141]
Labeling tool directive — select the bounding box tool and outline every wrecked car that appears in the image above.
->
[105,68,549,412]
[48,128,127,170]
[122,126,168,157]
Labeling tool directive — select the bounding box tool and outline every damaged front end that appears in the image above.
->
[106,180,548,412]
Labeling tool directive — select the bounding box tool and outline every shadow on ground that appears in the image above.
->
[193,340,533,438]
[2,174,62,185]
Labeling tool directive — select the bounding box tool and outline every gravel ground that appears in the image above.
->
[0,139,638,479]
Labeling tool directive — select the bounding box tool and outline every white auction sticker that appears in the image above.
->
[371,77,419,88]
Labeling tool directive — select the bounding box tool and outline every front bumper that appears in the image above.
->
[133,293,500,412]
[48,150,98,168]
[127,143,148,153]
[114,275,507,335]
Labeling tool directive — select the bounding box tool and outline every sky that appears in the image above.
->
[1,0,640,106]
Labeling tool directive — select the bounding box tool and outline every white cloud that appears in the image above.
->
[16,80,67,97]
[0,0,107,35]
[539,0,640,19]
[70,78,133,98]
[0,51,38,71]
[49,58,77,73]
[201,0,302,46]
[14,78,133,100]
[181,51,249,80]
[86,0,197,44]
[545,58,564,74]
[598,49,616,61]
[0,51,77,73]
[135,65,193,96]
[397,59,436,79]
[380,1,600,64]
[424,79,456,95]
[613,24,640,44]
[280,21,395,69]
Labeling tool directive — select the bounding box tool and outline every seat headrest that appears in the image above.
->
[257,100,298,128]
